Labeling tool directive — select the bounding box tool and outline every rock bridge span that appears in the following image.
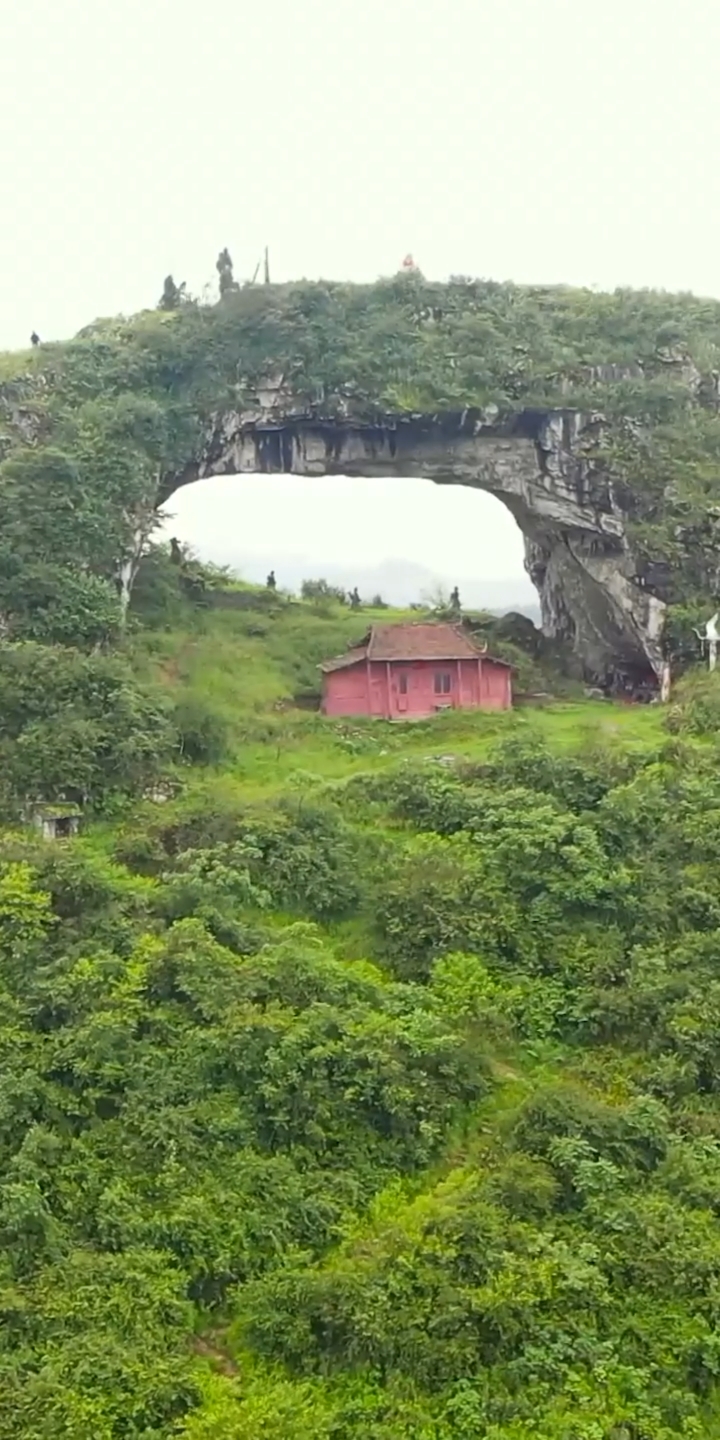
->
[160,404,665,686]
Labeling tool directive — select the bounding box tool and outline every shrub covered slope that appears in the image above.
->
[3,564,720,1436]
[5,275,720,1434]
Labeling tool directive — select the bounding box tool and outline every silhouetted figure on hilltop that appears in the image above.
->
[169,537,183,565]
[349,586,361,609]
[30,332,40,347]
[266,570,277,590]
[449,585,461,611]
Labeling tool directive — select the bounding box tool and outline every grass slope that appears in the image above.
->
[129,588,663,804]
[6,578,694,1439]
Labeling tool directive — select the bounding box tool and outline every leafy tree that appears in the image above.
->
[373,832,523,980]
[0,644,175,810]
[300,577,347,606]
[174,698,230,766]
[0,448,121,645]
[123,798,365,922]
[64,393,187,621]
[666,667,720,735]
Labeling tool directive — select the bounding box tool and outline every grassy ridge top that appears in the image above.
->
[4,274,720,425]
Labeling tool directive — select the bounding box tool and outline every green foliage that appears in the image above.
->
[0,862,482,1432]
[666,668,720,735]
[8,270,720,1428]
[119,796,365,922]
[5,694,720,1432]
[372,766,630,983]
[0,447,121,647]
[0,644,175,810]
[300,577,348,607]
[174,697,230,765]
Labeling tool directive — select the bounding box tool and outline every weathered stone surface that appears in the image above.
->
[0,374,47,456]
[162,403,665,686]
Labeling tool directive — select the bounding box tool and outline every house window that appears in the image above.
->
[398,672,408,694]
[434,672,451,694]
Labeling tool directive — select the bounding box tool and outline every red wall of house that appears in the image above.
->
[322,657,511,718]
[322,662,372,716]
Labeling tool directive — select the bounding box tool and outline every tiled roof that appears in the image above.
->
[368,622,487,661]
[320,643,368,673]
[319,622,512,672]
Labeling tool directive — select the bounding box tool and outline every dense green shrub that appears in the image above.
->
[9,716,720,1431]
[0,643,175,810]
[174,697,230,765]
[666,667,720,734]
[116,797,364,921]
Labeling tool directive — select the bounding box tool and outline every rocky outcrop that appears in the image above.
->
[0,374,47,457]
[164,402,665,686]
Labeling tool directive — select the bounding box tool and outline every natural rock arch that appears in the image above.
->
[160,403,665,687]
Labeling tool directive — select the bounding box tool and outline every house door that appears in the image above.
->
[396,670,409,712]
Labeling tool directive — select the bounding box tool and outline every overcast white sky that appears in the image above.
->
[156,473,535,602]
[2,0,718,584]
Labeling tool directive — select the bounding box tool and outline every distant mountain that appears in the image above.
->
[200,549,540,620]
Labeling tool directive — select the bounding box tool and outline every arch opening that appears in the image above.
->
[156,408,665,687]
[157,472,535,615]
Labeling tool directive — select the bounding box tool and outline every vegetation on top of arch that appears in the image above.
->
[3,273,720,627]
[4,273,720,428]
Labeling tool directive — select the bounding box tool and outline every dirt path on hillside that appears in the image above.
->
[191,1331,240,1378]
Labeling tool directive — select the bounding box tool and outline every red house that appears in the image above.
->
[320,622,512,720]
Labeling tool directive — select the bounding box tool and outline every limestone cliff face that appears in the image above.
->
[166,401,665,685]
[0,365,667,684]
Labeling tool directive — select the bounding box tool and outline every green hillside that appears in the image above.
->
[5,276,720,1433]
[126,563,661,798]
[8,566,720,1436]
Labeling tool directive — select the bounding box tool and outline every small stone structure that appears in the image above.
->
[142,780,177,804]
[30,802,81,841]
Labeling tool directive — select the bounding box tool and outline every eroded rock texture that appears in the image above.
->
[165,403,664,686]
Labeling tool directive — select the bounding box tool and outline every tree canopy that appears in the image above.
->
[1,678,720,1432]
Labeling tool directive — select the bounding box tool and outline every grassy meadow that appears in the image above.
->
[128,587,664,806]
